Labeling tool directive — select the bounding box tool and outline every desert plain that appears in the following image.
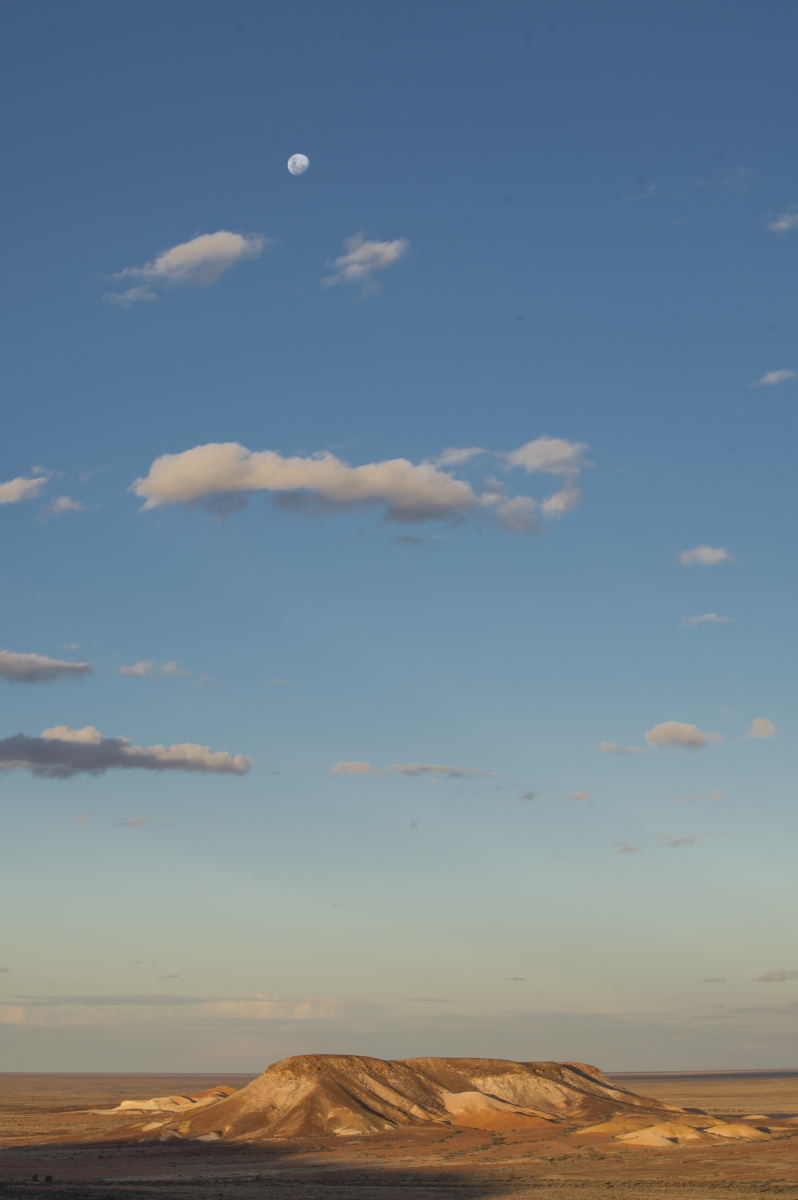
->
[0,1057,796,1200]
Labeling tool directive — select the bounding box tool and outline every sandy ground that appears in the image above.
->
[0,1071,796,1199]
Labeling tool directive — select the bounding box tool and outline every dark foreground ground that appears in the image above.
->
[0,1071,796,1200]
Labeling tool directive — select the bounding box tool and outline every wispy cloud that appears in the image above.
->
[8,993,201,1007]
[0,648,91,684]
[681,613,733,627]
[160,660,188,676]
[678,545,733,566]
[613,842,641,854]
[105,230,267,305]
[672,790,723,803]
[0,474,49,505]
[104,284,160,307]
[119,660,189,678]
[751,368,795,388]
[703,977,725,984]
[754,969,798,983]
[131,436,591,534]
[433,447,485,467]
[766,210,798,233]
[518,790,539,801]
[599,741,646,755]
[119,660,153,677]
[329,761,497,778]
[114,816,148,827]
[0,725,251,778]
[79,466,109,483]
[746,717,777,739]
[403,996,455,1004]
[198,995,340,1021]
[722,166,753,188]
[568,791,591,802]
[266,677,292,686]
[39,495,86,520]
[322,232,409,290]
[390,535,440,547]
[658,833,700,848]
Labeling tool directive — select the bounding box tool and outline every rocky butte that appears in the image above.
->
[109,1054,784,1148]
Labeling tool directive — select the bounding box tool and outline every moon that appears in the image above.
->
[287,153,310,176]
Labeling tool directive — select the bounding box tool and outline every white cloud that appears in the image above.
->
[751,368,795,387]
[645,721,722,750]
[322,232,409,290]
[0,475,48,505]
[0,649,91,684]
[106,231,267,304]
[0,725,251,778]
[681,613,733,627]
[598,741,647,756]
[502,436,589,521]
[746,717,778,739]
[133,442,477,523]
[678,544,733,566]
[766,211,798,233]
[541,486,582,517]
[506,436,588,479]
[329,761,497,778]
[40,495,86,519]
[131,437,590,534]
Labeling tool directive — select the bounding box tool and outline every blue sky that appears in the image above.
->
[1,0,796,1072]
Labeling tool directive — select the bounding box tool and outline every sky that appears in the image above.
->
[1,0,796,1073]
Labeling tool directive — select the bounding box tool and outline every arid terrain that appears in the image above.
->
[0,1060,796,1200]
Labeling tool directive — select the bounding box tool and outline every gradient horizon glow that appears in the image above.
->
[1,0,795,1073]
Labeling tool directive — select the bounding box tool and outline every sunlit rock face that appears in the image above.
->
[122,1054,689,1142]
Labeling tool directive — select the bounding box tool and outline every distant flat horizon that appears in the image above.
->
[2,1066,797,1078]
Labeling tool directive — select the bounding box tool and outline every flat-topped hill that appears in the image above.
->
[135,1053,682,1142]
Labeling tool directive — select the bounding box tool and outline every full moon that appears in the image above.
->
[287,153,310,176]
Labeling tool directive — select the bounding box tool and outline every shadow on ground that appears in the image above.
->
[0,1138,519,1200]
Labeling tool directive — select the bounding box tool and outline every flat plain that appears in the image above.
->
[0,1070,796,1200]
